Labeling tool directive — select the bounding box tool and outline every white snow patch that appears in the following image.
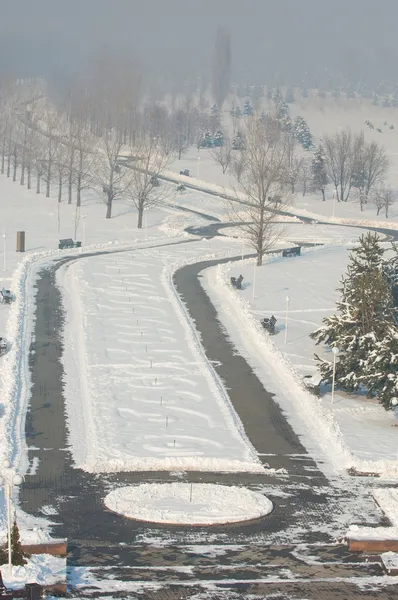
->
[104,482,273,525]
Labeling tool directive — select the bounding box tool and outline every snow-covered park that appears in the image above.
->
[2,95,398,590]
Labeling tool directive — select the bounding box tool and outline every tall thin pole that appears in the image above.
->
[252,261,256,300]
[3,233,6,271]
[284,295,290,344]
[196,153,200,179]
[6,483,11,576]
[241,241,244,261]
[82,215,86,246]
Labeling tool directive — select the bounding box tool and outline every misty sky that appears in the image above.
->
[2,0,398,87]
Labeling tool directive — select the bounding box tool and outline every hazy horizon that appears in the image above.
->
[2,0,398,89]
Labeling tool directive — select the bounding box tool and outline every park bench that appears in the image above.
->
[261,315,277,335]
[282,246,301,258]
[58,238,82,250]
[0,288,13,304]
[0,337,7,356]
[179,169,190,176]
[230,274,243,290]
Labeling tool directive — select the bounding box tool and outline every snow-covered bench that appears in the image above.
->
[261,315,277,335]
[282,246,301,258]
[0,288,13,304]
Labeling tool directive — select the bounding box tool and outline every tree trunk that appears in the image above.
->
[13,147,17,181]
[7,147,11,178]
[106,191,113,219]
[76,173,82,208]
[386,205,389,218]
[27,161,31,190]
[36,175,40,194]
[377,207,381,215]
[321,188,325,201]
[20,124,27,185]
[178,148,182,160]
[58,171,63,203]
[76,153,83,207]
[68,146,74,205]
[1,141,5,174]
[7,130,11,178]
[137,205,144,228]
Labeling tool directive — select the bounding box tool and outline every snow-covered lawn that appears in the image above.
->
[58,237,263,473]
[104,482,273,525]
[201,244,398,477]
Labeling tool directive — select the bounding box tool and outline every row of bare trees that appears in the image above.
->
[322,129,389,206]
[0,63,218,225]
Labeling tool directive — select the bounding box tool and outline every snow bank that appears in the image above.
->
[104,482,273,525]
[0,554,65,589]
[201,255,354,475]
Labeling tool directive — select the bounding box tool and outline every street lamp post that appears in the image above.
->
[0,461,23,576]
[82,214,87,246]
[331,347,339,405]
[3,233,6,271]
[252,261,256,300]
[196,153,201,179]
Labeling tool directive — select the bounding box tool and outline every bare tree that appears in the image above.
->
[40,104,62,197]
[211,136,233,174]
[172,107,191,160]
[298,158,312,196]
[351,140,389,206]
[229,117,291,266]
[372,185,397,218]
[126,135,173,228]
[211,27,231,109]
[322,129,362,202]
[92,129,131,219]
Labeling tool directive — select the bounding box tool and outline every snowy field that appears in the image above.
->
[169,98,398,228]
[58,237,263,473]
[202,244,398,477]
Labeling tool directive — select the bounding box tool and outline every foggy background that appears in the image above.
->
[1,0,398,88]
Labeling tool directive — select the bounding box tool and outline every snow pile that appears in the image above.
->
[59,241,264,473]
[0,554,65,589]
[104,482,273,525]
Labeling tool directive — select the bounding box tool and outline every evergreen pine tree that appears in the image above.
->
[213,128,224,147]
[11,514,27,566]
[311,234,396,394]
[232,131,245,150]
[243,100,254,116]
[210,103,219,117]
[293,116,313,149]
[363,324,398,409]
